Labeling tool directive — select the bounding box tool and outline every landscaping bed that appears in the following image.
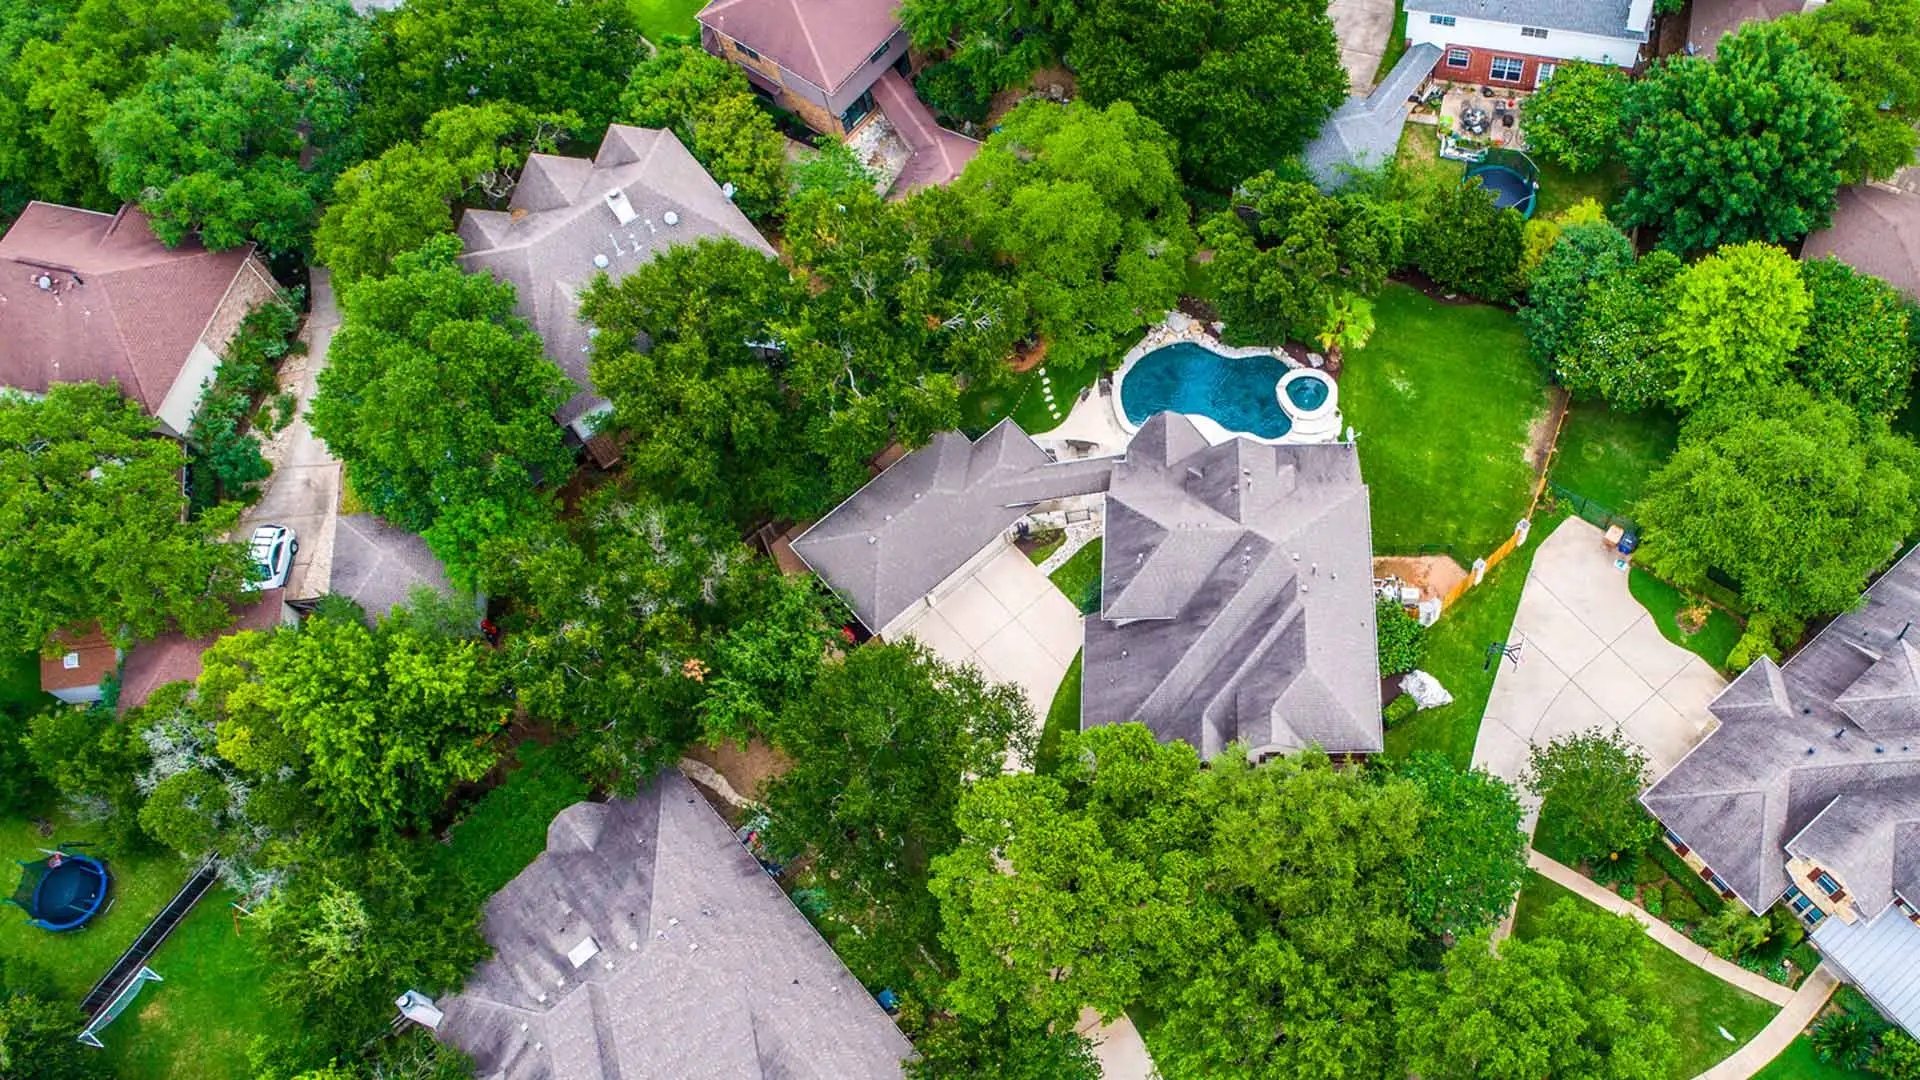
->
[1628,567,1743,672]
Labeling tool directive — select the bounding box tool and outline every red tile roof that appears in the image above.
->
[697,0,899,91]
[0,202,259,413]
[117,589,287,713]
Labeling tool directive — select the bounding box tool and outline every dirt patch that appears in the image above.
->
[683,738,793,805]
[986,67,1079,127]
[1525,387,1570,475]
[1007,336,1048,374]
[1388,270,1507,307]
[1373,554,1471,602]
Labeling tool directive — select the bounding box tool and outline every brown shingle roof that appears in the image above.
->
[1802,186,1920,300]
[39,626,119,694]
[0,203,259,413]
[116,589,287,713]
[696,0,899,92]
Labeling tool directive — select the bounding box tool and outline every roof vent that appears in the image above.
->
[605,189,638,225]
[593,254,610,269]
[664,210,680,226]
[62,652,80,670]
[567,936,601,968]
[35,275,52,291]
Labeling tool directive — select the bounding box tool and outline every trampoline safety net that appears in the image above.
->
[77,967,163,1048]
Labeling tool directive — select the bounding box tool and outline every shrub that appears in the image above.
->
[1412,181,1526,302]
[1663,886,1706,923]
[1377,596,1426,675]
[1519,61,1629,173]
[1727,610,1806,670]
[1632,858,1666,885]
[1647,842,1727,915]
[1383,693,1418,727]
[1812,1011,1879,1070]
[1593,849,1642,886]
[916,59,993,126]
[1643,892,1663,917]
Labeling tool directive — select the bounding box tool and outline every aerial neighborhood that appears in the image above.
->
[3,0,1920,1076]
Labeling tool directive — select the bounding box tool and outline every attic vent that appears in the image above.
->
[567,936,601,968]
[605,189,638,226]
[62,652,80,670]
[663,210,680,226]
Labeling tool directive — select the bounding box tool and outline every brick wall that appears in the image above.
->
[702,26,844,135]
[1433,44,1564,91]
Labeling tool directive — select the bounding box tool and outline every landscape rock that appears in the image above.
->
[1400,669,1453,710]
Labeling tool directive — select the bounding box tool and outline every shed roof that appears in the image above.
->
[435,771,912,1080]
[1802,186,1920,300]
[0,203,260,415]
[38,626,118,694]
[696,0,899,92]
[1405,0,1650,40]
[457,126,774,429]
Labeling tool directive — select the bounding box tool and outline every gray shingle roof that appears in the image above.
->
[1081,414,1381,757]
[436,771,912,1080]
[1803,186,1920,301]
[457,126,774,429]
[1814,904,1920,1038]
[791,421,1116,632]
[1303,45,1443,191]
[1406,0,1650,41]
[329,514,468,621]
[1643,544,1920,914]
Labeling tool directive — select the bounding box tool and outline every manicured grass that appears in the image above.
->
[1548,401,1679,516]
[1629,568,1743,672]
[0,649,49,715]
[1341,283,1548,556]
[1383,512,1564,768]
[98,888,277,1080]
[1036,651,1082,775]
[1753,1034,1875,1080]
[629,0,705,41]
[1025,530,1066,566]
[1048,540,1103,615]
[1512,870,1780,1080]
[1534,159,1628,220]
[0,814,189,1003]
[957,355,1100,437]
[431,741,589,896]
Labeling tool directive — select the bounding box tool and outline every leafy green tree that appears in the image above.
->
[1395,753,1528,937]
[766,641,1034,999]
[955,100,1194,371]
[1376,595,1424,676]
[0,993,110,1080]
[1518,62,1628,173]
[1521,220,1637,368]
[0,699,49,816]
[1637,383,1920,619]
[0,0,80,217]
[899,0,1064,105]
[1066,0,1346,188]
[621,45,787,218]
[137,768,231,855]
[1556,251,1682,410]
[1785,0,1920,184]
[359,0,641,153]
[0,383,251,652]
[1874,1030,1920,1080]
[1620,23,1851,252]
[1798,257,1917,420]
[1524,727,1658,866]
[217,0,370,178]
[1396,899,1677,1080]
[903,1007,1100,1080]
[21,704,151,849]
[1412,180,1525,302]
[790,138,879,201]
[309,235,572,581]
[1662,242,1811,409]
[483,487,827,789]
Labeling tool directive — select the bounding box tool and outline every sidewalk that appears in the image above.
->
[1693,966,1839,1080]
[1528,851,1797,1008]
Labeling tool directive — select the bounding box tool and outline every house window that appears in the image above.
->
[1446,48,1471,69]
[1521,26,1548,38]
[867,39,892,66]
[1816,872,1842,897]
[840,89,876,131]
[1537,62,1558,83]
[1489,56,1526,81]
[1429,14,1456,26]
[734,41,761,62]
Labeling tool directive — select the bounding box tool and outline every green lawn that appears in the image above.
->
[0,815,189,1003]
[1371,0,1408,85]
[958,355,1101,437]
[1,649,48,714]
[1629,568,1743,672]
[1753,1034,1875,1080]
[97,888,277,1080]
[1512,870,1779,1079]
[1342,283,1548,557]
[629,0,704,41]
[1548,401,1679,516]
[1049,540,1103,615]
[1036,651,1082,775]
[431,742,589,896]
[1534,159,1628,220]
[1384,512,1564,768]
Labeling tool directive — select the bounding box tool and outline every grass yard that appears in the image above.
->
[957,354,1100,437]
[1629,568,1742,672]
[1372,0,1409,85]
[0,814,189,1003]
[1384,512,1565,768]
[628,0,704,41]
[1548,401,1679,516]
[1049,539,1103,615]
[1512,870,1779,1079]
[98,888,277,1080]
[1036,652,1082,775]
[431,742,589,896]
[1534,159,1628,220]
[1753,1034,1875,1080]
[1,650,48,714]
[1341,283,1548,556]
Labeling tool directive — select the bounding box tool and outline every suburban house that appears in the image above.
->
[1802,185,1920,300]
[792,412,1382,759]
[1641,545,1920,1037]
[116,589,292,714]
[695,0,980,190]
[457,125,775,450]
[433,770,913,1079]
[1403,0,1655,90]
[0,201,281,437]
[38,627,122,706]
[328,513,473,623]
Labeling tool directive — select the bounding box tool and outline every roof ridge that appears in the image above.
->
[783,0,833,94]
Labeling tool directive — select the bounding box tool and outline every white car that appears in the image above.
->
[245,524,298,591]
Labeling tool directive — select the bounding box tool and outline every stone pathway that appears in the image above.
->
[1693,965,1839,1080]
[1528,850,1797,1008]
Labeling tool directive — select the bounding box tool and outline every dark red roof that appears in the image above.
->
[117,589,287,713]
[697,0,898,91]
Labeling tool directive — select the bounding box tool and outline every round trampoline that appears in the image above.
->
[1464,148,1541,219]
[8,851,110,932]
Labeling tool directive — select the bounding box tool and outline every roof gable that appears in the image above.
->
[696,0,900,91]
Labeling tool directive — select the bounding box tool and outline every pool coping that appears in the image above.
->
[1110,314,1343,445]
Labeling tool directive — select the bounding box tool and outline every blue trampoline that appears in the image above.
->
[1465,148,1541,219]
[8,849,110,931]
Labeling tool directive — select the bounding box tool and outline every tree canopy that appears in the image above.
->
[619,45,787,219]
[1396,753,1529,938]
[1797,256,1918,420]
[0,382,251,652]
[1661,241,1812,409]
[1784,0,1920,184]
[1524,727,1658,867]
[1516,62,1627,174]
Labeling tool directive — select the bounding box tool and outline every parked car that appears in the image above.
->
[245,524,298,591]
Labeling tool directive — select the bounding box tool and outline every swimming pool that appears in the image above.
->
[1119,342,1295,440]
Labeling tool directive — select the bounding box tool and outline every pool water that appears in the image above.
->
[1120,343,1292,439]
[1285,374,1329,411]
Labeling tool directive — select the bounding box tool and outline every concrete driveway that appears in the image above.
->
[890,542,1084,738]
[237,268,342,601]
[1328,0,1397,92]
[1471,518,1725,823]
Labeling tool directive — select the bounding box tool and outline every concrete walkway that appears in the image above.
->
[1693,966,1839,1080]
[1529,851,1797,1008]
[1076,1008,1158,1080]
